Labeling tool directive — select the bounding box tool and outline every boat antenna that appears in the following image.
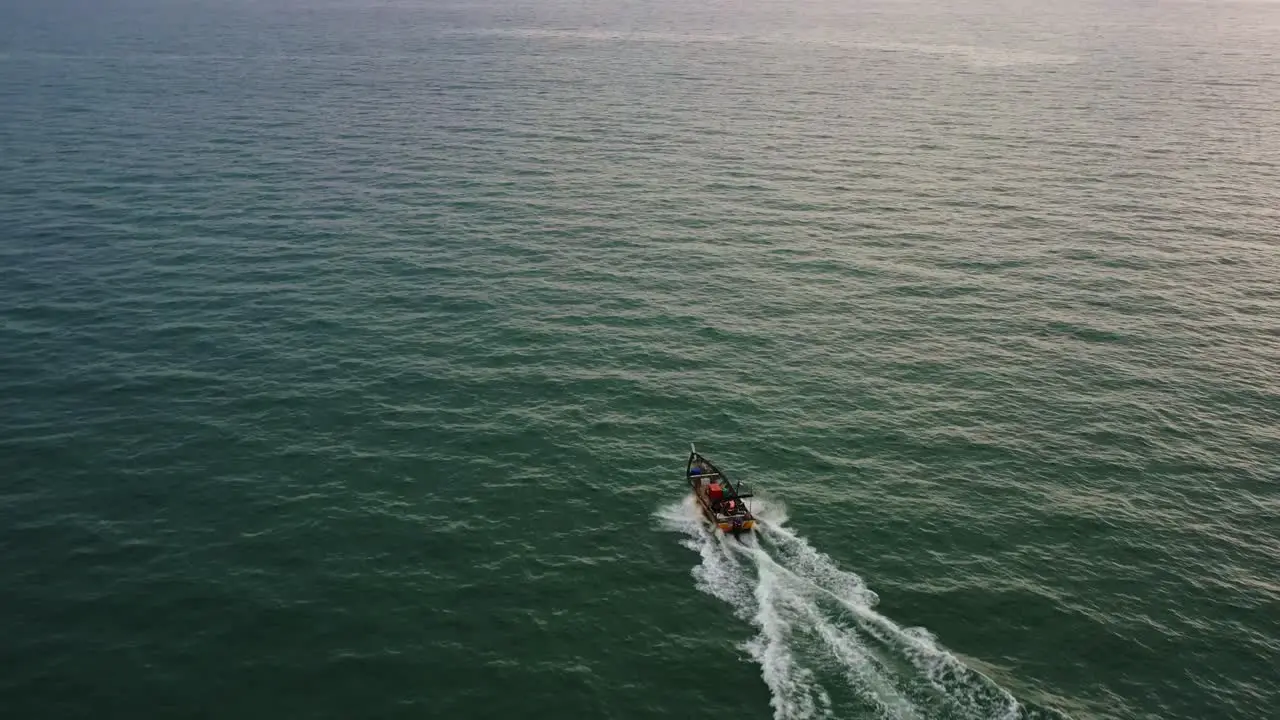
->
[690,442,697,455]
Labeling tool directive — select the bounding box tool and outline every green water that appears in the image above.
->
[2,1,1278,718]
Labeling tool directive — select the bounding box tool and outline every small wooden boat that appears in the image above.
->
[686,444,755,534]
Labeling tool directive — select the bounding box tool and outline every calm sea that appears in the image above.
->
[2,1,1278,718]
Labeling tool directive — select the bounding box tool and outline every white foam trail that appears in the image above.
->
[757,511,1025,720]
[752,512,1024,712]
[656,496,750,611]
[757,511,880,608]
[749,554,834,720]
[658,497,832,719]
[660,495,1047,720]
[745,540,921,720]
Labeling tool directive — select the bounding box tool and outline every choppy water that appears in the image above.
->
[2,1,1278,718]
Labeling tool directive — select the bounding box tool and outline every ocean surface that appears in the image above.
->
[2,1,1278,718]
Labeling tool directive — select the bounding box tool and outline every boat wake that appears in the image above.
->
[657,497,1065,720]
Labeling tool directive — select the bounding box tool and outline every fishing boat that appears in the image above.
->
[686,444,755,533]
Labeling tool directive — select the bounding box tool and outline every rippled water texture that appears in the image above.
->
[1,0,1278,718]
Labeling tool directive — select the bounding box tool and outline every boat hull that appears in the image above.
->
[687,446,756,533]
